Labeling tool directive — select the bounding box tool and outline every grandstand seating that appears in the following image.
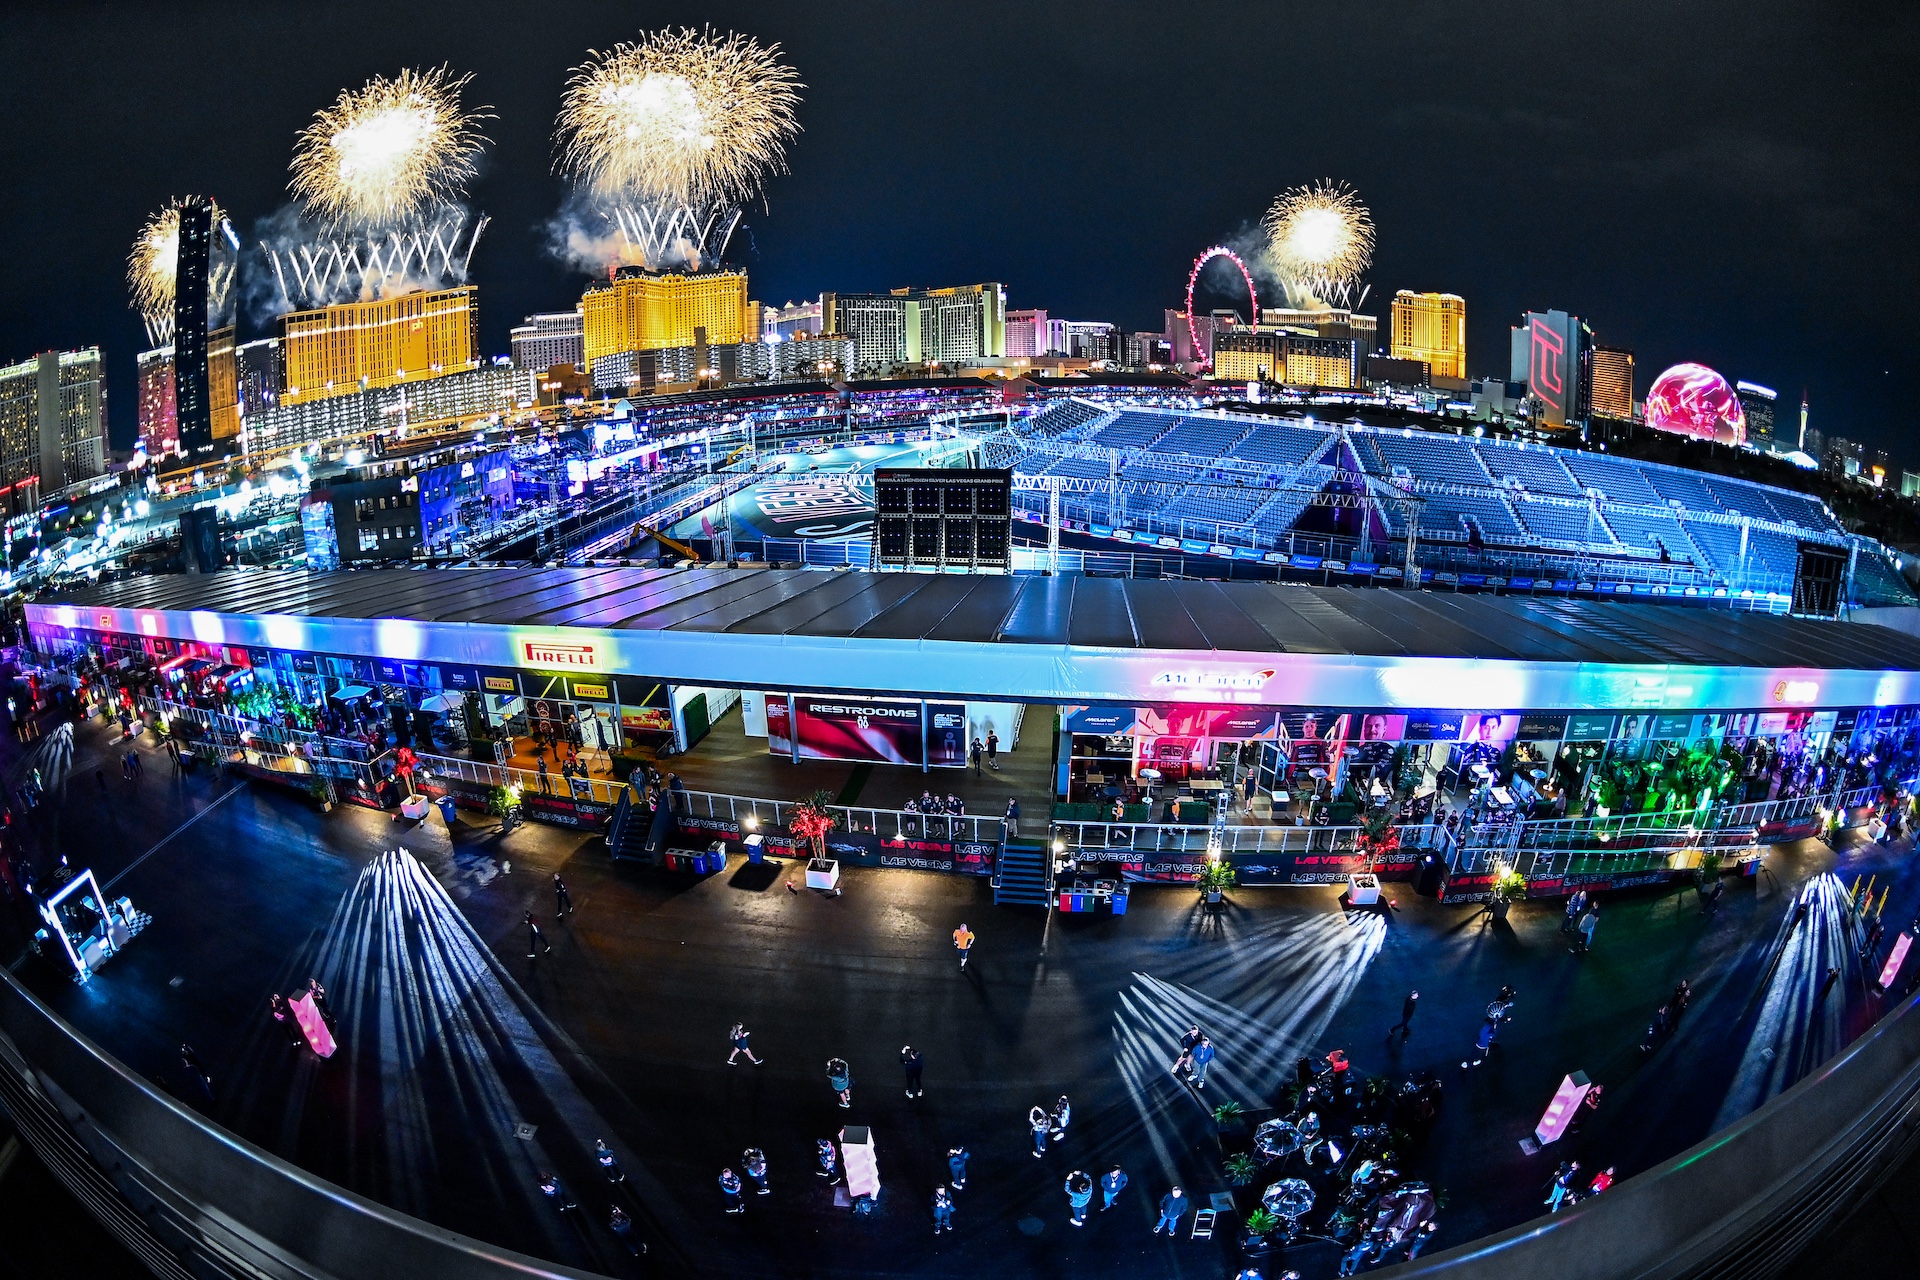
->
[1229,423,1334,469]
[1027,399,1107,437]
[997,404,1905,603]
[1366,432,1495,487]
[1090,411,1175,451]
[1513,498,1615,546]
[1562,453,1662,505]
[1152,416,1247,459]
[1675,519,1747,575]
[1600,507,1700,563]
[1642,465,1719,513]
[1476,442,1584,497]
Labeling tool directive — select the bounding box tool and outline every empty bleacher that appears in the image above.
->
[1562,453,1662,505]
[1761,488,1841,533]
[1600,507,1701,563]
[1675,519,1748,575]
[1229,422,1335,469]
[1026,399,1106,437]
[1476,442,1584,497]
[1367,432,1495,487]
[1642,465,1719,513]
[1416,491,1523,541]
[1090,410,1176,451]
[1151,416,1247,459]
[1513,498,1615,546]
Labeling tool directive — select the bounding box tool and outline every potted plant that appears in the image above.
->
[1242,1207,1281,1256]
[1222,1151,1258,1187]
[1197,860,1236,904]
[305,775,333,813]
[1490,869,1528,921]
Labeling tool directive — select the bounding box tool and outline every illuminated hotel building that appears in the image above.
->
[136,346,177,457]
[1006,309,1046,359]
[280,286,480,406]
[208,325,239,445]
[1736,381,1777,447]
[1588,345,1635,422]
[1390,291,1467,380]
[510,309,585,373]
[0,347,106,503]
[822,284,1007,372]
[581,270,754,385]
[1212,331,1355,387]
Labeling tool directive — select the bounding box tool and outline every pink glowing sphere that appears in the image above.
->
[1645,363,1746,445]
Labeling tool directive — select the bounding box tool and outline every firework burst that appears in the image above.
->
[291,66,492,228]
[557,27,802,209]
[128,197,233,341]
[1263,180,1375,306]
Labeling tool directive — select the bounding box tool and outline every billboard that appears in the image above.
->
[768,695,960,767]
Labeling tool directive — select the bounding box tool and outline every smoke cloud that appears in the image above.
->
[242,202,486,324]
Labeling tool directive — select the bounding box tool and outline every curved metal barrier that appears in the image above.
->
[0,967,608,1280]
[1382,988,1920,1279]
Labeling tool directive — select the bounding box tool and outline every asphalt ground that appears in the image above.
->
[3,705,1917,1279]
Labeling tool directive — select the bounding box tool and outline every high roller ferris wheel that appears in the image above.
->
[1185,246,1258,370]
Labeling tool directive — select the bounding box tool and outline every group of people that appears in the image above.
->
[538,1139,646,1257]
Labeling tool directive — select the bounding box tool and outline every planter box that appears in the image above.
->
[805,858,840,891]
[1348,873,1381,905]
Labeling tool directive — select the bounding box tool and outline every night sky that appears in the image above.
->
[1,1,1913,455]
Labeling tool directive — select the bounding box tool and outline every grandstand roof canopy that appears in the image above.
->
[31,569,1920,713]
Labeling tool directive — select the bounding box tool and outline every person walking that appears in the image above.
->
[553,873,573,919]
[307,979,336,1034]
[986,730,1000,770]
[901,1045,925,1098]
[1587,1167,1616,1196]
[827,1057,853,1109]
[953,922,975,971]
[947,1145,969,1190]
[538,1173,578,1213]
[718,1168,745,1214]
[1100,1164,1128,1211]
[1561,889,1586,934]
[816,1138,842,1184]
[1171,1024,1201,1077]
[1817,964,1841,1005]
[743,1148,770,1195]
[1188,1036,1216,1089]
[1050,1094,1072,1140]
[1389,990,1420,1039]
[1152,1185,1188,1235]
[932,1185,955,1233]
[595,1138,625,1184]
[608,1206,644,1257]
[1004,796,1019,838]
[525,911,553,958]
[969,738,984,778]
[270,995,305,1048]
[1029,1104,1050,1157]
[1464,1014,1499,1069]
[1065,1170,1094,1226]
[181,1044,215,1103]
[727,1022,763,1066]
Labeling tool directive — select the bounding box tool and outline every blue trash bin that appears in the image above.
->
[745,834,764,864]
[1110,891,1129,916]
[435,796,457,824]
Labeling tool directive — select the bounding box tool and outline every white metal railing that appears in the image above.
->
[1046,817,1443,857]
[410,751,631,808]
[670,788,1006,845]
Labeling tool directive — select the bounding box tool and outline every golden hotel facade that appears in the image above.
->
[280,287,479,405]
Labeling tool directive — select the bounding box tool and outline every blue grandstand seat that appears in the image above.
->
[1676,519,1747,574]
[1513,499,1615,545]
[1601,507,1700,564]
[1367,432,1496,487]
[1229,423,1334,468]
[1561,453,1662,505]
[1090,410,1176,450]
[1642,466,1718,512]
[1415,491,1523,541]
[1474,442,1584,497]
[1762,488,1842,533]
[1701,477,1783,523]
[1027,399,1106,437]
[1152,418,1246,458]
[1048,456,1110,479]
